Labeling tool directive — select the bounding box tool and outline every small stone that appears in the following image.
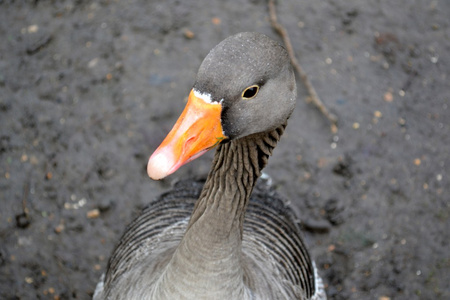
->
[78,198,87,207]
[379,297,391,300]
[27,25,39,33]
[331,124,338,134]
[25,277,34,284]
[374,111,382,118]
[88,58,99,68]
[211,17,221,25]
[384,91,394,102]
[26,33,53,55]
[54,223,65,234]
[98,198,114,212]
[302,217,331,233]
[352,122,360,129]
[324,198,345,225]
[87,209,100,219]
[414,158,421,166]
[183,29,194,39]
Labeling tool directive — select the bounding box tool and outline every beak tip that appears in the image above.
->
[147,151,172,180]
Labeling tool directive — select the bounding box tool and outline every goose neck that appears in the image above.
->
[153,124,286,299]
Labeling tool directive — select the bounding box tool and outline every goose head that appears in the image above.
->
[148,32,297,180]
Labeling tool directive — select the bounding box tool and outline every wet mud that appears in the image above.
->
[0,1,449,299]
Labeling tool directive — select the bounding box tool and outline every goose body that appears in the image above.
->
[94,32,326,300]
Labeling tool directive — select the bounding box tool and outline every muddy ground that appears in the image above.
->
[0,0,449,299]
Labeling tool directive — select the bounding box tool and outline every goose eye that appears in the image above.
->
[242,85,259,99]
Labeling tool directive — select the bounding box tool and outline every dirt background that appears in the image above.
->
[0,0,449,299]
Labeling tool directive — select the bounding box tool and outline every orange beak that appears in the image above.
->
[147,89,226,180]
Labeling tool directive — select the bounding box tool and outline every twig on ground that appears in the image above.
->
[22,180,29,215]
[268,0,338,132]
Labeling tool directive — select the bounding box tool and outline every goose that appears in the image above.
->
[94,32,326,300]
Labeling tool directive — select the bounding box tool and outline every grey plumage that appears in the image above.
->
[97,177,325,299]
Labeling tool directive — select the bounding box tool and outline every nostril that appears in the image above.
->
[183,136,197,152]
